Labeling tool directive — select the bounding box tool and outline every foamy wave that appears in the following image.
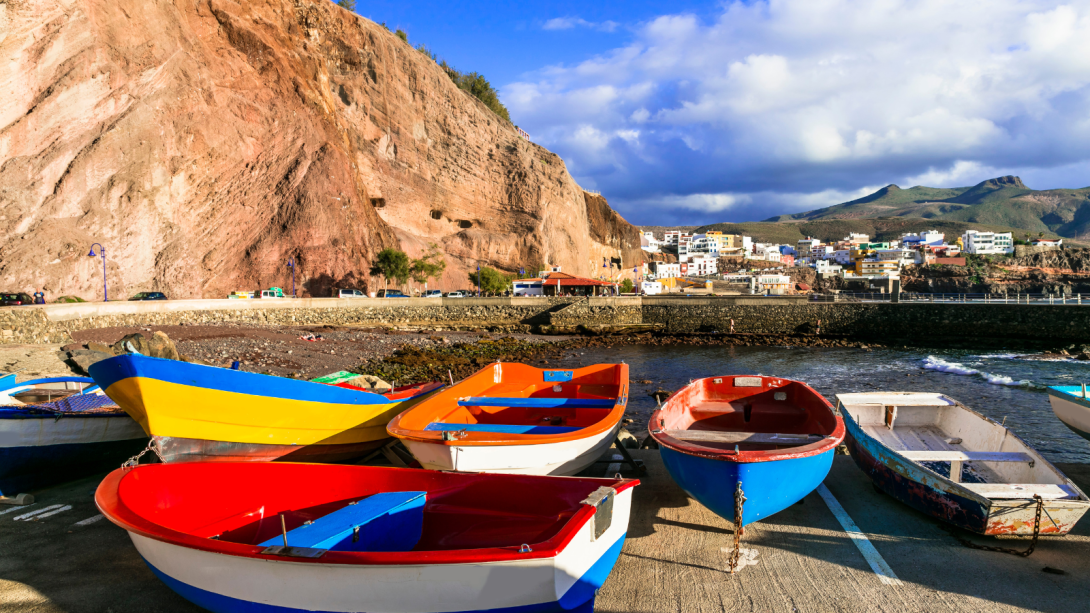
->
[922,356,1035,388]
[922,356,979,376]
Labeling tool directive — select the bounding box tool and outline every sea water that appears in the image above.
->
[559,345,1090,464]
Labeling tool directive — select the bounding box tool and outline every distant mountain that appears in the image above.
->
[764,176,1090,239]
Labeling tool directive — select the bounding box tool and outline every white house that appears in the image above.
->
[688,255,719,276]
[815,260,842,275]
[962,231,1014,255]
[639,231,664,253]
[757,274,792,295]
[648,262,681,279]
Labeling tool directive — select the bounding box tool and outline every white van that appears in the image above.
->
[336,289,366,298]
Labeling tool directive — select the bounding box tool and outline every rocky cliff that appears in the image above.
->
[0,0,641,299]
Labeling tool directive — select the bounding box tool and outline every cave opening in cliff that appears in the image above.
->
[371,198,386,208]
[430,210,443,220]
[457,220,472,228]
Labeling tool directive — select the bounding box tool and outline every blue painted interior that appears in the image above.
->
[659,446,834,526]
[259,492,426,552]
[457,397,614,408]
[424,423,582,434]
[0,373,17,391]
[543,371,573,382]
[88,354,398,405]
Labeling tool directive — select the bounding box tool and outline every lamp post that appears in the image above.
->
[286,258,297,297]
[87,243,107,301]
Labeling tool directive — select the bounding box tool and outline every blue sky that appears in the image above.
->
[349,1,1090,227]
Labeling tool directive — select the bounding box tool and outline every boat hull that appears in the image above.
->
[660,444,834,525]
[152,436,389,464]
[402,422,620,476]
[89,355,439,462]
[0,415,146,494]
[843,409,1086,535]
[116,487,633,613]
[1047,388,1090,442]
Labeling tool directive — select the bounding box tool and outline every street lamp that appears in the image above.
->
[87,243,107,301]
[286,258,297,297]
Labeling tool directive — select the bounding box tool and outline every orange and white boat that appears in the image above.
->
[388,363,628,476]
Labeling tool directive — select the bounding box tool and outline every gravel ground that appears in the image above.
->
[69,324,574,380]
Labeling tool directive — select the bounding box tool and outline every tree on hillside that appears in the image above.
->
[470,266,512,295]
[371,248,410,292]
[439,61,511,122]
[410,243,447,294]
[335,0,355,11]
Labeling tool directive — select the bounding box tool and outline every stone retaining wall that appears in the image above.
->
[2,296,1089,345]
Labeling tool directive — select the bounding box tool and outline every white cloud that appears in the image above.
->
[542,17,619,32]
[506,0,1090,223]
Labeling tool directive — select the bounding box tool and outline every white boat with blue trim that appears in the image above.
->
[1047,384,1090,442]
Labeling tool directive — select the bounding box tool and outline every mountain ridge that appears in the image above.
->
[765,176,1090,239]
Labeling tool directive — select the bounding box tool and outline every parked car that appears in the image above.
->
[0,292,34,306]
[376,289,408,298]
[424,289,443,298]
[445,291,468,298]
[129,292,167,301]
[336,289,366,298]
[259,288,286,299]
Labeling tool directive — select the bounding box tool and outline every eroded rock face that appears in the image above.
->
[0,0,641,299]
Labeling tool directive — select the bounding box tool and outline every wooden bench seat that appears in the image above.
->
[457,396,615,409]
[960,483,1077,500]
[260,491,426,552]
[662,430,824,445]
[899,451,1035,464]
[424,423,582,435]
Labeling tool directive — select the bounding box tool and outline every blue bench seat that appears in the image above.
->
[260,491,426,552]
[457,396,615,409]
[424,422,583,435]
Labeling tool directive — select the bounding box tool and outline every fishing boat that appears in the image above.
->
[96,462,637,613]
[387,363,628,476]
[88,354,442,464]
[0,375,147,496]
[838,391,1089,535]
[647,375,844,526]
[1046,384,1090,442]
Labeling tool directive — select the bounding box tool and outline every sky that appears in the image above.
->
[349,0,1090,226]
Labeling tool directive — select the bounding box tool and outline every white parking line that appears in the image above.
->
[817,484,903,586]
[33,505,73,520]
[13,504,64,521]
[0,504,34,516]
[73,514,105,527]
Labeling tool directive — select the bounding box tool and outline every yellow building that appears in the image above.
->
[857,260,899,276]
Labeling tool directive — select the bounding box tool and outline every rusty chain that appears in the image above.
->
[728,481,747,574]
[122,439,165,469]
[947,494,1044,557]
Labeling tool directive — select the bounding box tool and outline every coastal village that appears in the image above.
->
[4,1,1090,612]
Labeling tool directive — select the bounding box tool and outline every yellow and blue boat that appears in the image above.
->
[88,354,442,464]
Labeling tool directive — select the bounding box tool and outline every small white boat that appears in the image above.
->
[1046,384,1090,442]
[838,392,1089,535]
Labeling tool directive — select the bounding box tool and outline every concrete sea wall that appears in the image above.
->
[2,296,1089,345]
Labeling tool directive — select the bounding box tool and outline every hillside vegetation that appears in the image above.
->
[765,176,1090,239]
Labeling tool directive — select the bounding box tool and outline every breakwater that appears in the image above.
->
[2,296,1090,346]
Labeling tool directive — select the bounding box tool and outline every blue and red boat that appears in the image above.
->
[0,376,147,496]
[97,461,638,613]
[647,375,844,526]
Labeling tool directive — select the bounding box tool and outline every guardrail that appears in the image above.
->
[810,292,1090,305]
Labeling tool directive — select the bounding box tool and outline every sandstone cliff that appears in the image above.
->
[0,0,641,298]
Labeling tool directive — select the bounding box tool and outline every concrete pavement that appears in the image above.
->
[2,452,1088,612]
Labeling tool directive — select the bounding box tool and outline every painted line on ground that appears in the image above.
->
[817,484,903,586]
[13,504,64,521]
[32,505,73,520]
[0,504,34,516]
[73,514,105,527]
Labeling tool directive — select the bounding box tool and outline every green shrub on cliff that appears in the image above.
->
[371,248,410,292]
[335,0,356,11]
[441,64,511,123]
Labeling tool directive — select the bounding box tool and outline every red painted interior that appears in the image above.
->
[650,375,844,462]
[96,462,637,565]
[388,363,627,445]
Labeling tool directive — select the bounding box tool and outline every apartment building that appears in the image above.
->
[962,231,1014,255]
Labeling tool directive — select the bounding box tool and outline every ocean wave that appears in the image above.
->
[922,356,1035,387]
